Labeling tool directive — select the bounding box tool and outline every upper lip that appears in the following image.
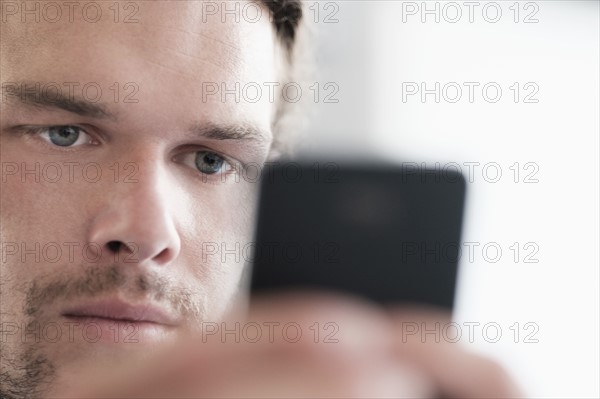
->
[62,299,179,326]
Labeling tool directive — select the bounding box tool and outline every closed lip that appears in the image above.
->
[62,299,179,326]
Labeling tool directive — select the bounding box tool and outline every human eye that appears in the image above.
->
[23,125,96,148]
[180,150,236,179]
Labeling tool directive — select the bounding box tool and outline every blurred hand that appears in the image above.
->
[63,292,523,398]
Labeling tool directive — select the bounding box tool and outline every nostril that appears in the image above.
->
[107,241,122,253]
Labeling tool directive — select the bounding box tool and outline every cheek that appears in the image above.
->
[0,146,102,295]
[176,182,258,309]
[0,160,90,244]
[0,159,52,334]
[178,177,259,245]
[0,178,82,324]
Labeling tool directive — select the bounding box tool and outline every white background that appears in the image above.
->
[303,1,600,397]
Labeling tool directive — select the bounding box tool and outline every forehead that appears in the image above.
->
[1,0,277,129]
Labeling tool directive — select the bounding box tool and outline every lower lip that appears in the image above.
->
[62,316,173,344]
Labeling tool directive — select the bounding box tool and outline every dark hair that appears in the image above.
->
[259,0,303,59]
[257,1,308,154]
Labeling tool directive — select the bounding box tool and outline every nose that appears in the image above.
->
[87,160,181,266]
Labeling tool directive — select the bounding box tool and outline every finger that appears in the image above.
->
[390,307,525,398]
[69,293,438,398]
[247,291,395,358]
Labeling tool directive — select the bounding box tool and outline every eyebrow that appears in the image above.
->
[187,123,271,144]
[2,81,271,144]
[1,81,113,119]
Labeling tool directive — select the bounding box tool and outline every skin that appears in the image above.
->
[0,1,522,397]
[1,1,273,395]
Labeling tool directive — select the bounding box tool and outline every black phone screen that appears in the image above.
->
[250,161,466,311]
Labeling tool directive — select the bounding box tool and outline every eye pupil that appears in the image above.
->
[48,126,80,147]
[195,151,225,175]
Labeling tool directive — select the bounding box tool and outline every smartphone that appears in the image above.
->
[249,161,466,311]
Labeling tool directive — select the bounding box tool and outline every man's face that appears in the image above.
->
[0,0,277,394]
